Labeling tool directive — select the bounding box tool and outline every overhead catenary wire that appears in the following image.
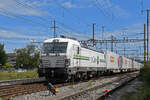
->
[0,7,84,39]
[13,0,88,36]
[54,1,91,27]
[0,7,85,40]
[0,8,49,28]
[94,0,110,17]
[140,0,144,11]
[57,27,91,40]
[12,0,54,23]
[93,0,114,21]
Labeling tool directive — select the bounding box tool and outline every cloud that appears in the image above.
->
[62,2,76,8]
[26,1,46,7]
[93,23,144,40]
[101,23,144,39]
[0,39,29,43]
[96,0,130,18]
[64,32,91,40]
[62,1,86,8]
[0,29,48,40]
[0,0,47,16]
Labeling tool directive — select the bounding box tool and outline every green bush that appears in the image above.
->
[121,64,150,100]
[1,62,13,69]
[121,83,150,100]
[139,64,150,84]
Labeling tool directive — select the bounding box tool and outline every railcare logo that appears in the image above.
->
[110,56,114,63]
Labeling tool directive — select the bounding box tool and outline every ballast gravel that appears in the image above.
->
[13,72,138,100]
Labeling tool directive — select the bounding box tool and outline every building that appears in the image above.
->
[7,53,17,66]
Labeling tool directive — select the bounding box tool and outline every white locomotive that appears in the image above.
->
[38,37,143,81]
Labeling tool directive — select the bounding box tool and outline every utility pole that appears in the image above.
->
[101,26,106,50]
[124,46,126,56]
[93,23,95,46]
[111,35,114,52]
[51,20,57,38]
[147,10,149,63]
[106,41,108,50]
[101,26,106,40]
[142,9,150,64]
[144,24,146,65]
[54,20,56,38]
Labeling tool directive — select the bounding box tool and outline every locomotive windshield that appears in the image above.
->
[42,42,68,53]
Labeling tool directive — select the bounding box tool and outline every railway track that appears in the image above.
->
[0,72,139,99]
[0,78,47,98]
[0,83,47,98]
[0,79,90,98]
[46,72,139,100]
[0,78,78,98]
[0,77,46,86]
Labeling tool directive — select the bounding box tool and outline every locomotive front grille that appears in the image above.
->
[41,56,66,68]
[56,59,65,65]
[42,59,50,67]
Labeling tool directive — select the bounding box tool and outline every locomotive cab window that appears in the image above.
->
[42,42,68,53]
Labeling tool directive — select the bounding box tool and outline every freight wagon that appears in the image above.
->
[120,56,133,72]
[104,51,120,73]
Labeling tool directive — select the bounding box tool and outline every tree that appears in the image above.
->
[0,44,7,66]
[15,45,39,69]
[1,62,13,69]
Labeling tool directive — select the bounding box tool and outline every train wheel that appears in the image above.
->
[82,72,87,80]
[66,75,72,82]
[76,72,81,81]
[97,71,101,77]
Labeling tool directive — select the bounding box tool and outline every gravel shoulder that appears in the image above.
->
[13,72,139,100]
[13,77,118,100]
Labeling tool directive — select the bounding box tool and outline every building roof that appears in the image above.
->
[7,53,17,57]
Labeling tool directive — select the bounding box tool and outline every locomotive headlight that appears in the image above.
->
[65,59,70,66]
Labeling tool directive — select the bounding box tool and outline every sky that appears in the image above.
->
[0,0,149,59]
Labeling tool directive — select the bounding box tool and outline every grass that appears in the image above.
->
[121,92,137,100]
[0,97,10,100]
[88,80,93,87]
[121,83,150,100]
[121,64,150,100]
[88,80,96,87]
[68,85,74,89]
[0,71,38,81]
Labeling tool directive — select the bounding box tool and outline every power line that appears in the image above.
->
[80,38,144,44]
[12,0,54,23]
[0,7,85,39]
[57,27,90,39]
[94,0,111,17]
[94,0,115,22]
[13,0,87,36]
[140,0,144,11]
[55,1,91,27]
[0,8,49,28]
[92,0,109,17]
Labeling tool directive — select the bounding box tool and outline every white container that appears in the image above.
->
[104,51,120,70]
